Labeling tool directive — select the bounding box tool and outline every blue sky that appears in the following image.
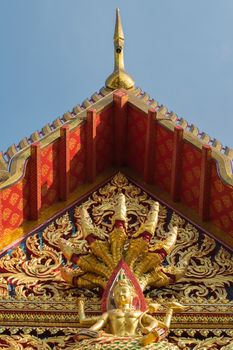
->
[0,0,233,152]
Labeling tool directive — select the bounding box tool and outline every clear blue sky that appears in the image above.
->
[0,0,233,152]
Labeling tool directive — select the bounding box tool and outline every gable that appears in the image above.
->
[0,173,232,348]
[0,89,233,253]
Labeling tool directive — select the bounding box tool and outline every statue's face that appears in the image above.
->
[114,285,133,307]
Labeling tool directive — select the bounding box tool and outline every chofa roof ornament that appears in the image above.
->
[105,8,135,90]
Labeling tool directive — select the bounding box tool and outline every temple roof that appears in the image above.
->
[0,9,232,252]
[0,86,232,189]
[0,8,232,188]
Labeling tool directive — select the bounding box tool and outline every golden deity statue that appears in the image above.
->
[74,278,184,349]
[59,192,187,349]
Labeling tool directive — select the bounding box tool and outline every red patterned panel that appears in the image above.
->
[69,125,86,192]
[96,106,114,174]
[41,141,59,209]
[154,125,173,192]
[127,106,147,175]
[1,168,29,230]
[210,162,233,235]
[23,165,30,220]
[180,142,202,211]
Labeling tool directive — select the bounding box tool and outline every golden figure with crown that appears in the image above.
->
[59,192,186,349]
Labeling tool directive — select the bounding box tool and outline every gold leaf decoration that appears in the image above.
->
[0,173,231,346]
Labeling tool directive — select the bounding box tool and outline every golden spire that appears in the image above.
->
[114,8,124,50]
[105,8,135,90]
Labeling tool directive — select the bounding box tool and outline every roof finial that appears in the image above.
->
[114,8,124,46]
[105,8,135,90]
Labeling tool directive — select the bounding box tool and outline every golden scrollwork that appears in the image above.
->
[0,332,232,350]
[60,180,185,296]
[0,173,232,307]
[169,336,233,350]
[149,212,233,309]
[0,172,232,347]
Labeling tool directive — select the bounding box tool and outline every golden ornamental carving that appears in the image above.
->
[0,173,232,348]
[105,8,135,90]
[0,331,232,349]
[0,173,232,308]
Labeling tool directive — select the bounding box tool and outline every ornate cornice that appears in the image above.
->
[0,87,114,190]
[127,89,233,187]
[0,87,232,190]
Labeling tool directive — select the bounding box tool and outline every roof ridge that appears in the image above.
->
[0,87,232,189]
[0,86,112,183]
[131,88,233,159]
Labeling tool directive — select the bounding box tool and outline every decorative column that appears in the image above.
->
[113,90,128,167]
[199,144,212,221]
[170,126,184,201]
[59,125,70,201]
[29,142,41,220]
[144,108,157,184]
[86,108,96,183]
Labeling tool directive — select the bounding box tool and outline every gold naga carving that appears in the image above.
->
[60,193,186,291]
[59,191,186,348]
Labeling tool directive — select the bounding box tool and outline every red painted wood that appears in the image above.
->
[95,105,114,173]
[144,108,157,184]
[29,142,41,220]
[153,124,173,192]
[86,108,96,182]
[180,143,201,211]
[199,144,212,221]
[59,125,70,200]
[126,106,147,175]
[113,90,128,167]
[0,191,2,233]
[170,126,184,201]
[209,161,233,234]
[69,125,86,192]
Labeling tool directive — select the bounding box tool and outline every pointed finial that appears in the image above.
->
[105,9,135,90]
[114,8,124,43]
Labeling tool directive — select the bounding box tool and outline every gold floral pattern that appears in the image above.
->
[0,173,232,348]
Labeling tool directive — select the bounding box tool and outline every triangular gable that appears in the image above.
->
[0,173,232,348]
[0,88,232,252]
